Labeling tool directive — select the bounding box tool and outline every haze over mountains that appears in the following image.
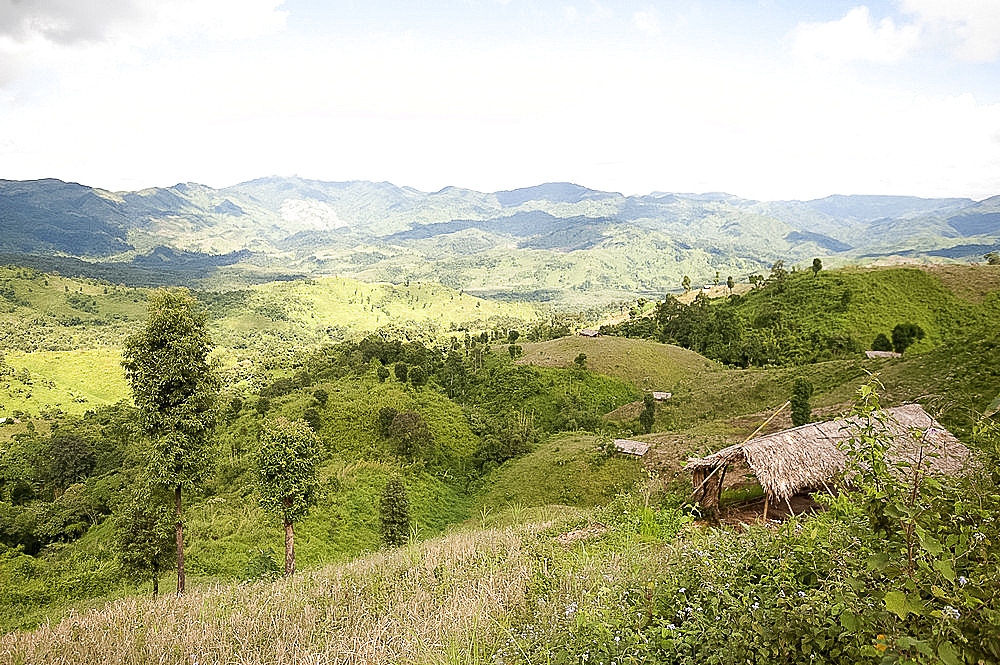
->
[1,177,998,302]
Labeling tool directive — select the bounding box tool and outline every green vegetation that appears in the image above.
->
[1,261,999,664]
[602,267,987,367]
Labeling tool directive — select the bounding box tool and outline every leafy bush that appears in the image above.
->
[379,475,411,548]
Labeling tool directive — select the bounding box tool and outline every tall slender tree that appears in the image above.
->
[791,377,814,427]
[122,290,219,593]
[256,417,320,575]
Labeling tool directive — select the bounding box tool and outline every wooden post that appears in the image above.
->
[763,493,770,521]
[784,495,796,518]
[687,401,790,504]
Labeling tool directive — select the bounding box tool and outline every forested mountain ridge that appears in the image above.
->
[2,177,997,302]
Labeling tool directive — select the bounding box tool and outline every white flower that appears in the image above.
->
[797,591,806,598]
[942,605,960,620]
[958,576,968,586]
[751,602,760,610]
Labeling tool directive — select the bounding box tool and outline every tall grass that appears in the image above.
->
[2,526,535,664]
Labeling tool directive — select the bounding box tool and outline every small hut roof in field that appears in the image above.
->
[685,404,971,503]
[614,439,651,456]
[580,329,600,337]
[865,350,901,359]
[652,391,672,401]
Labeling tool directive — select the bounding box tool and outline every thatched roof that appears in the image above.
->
[865,350,901,359]
[614,439,651,456]
[686,404,972,502]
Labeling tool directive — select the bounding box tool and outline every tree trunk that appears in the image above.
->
[285,519,295,576]
[152,560,159,596]
[175,485,185,594]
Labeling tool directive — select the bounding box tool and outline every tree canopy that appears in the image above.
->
[121,289,219,593]
[256,417,321,575]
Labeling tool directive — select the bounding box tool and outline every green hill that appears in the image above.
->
[2,263,1000,660]
[515,335,718,392]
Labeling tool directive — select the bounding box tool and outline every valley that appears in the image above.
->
[0,184,998,663]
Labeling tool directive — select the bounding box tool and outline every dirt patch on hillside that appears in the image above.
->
[916,263,1000,303]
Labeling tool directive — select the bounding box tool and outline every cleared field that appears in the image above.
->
[2,347,129,415]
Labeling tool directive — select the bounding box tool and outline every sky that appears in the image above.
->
[0,0,998,201]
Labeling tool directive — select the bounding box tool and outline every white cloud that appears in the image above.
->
[792,6,920,66]
[0,0,287,86]
[633,10,661,37]
[900,0,1000,62]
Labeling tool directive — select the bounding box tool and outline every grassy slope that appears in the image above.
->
[515,335,719,393]
[475,432,645,512]
[217,277,540,343]
[3,264,1000,646]
[3,348,129,416]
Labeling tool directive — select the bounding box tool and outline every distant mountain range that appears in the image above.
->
[1,177,998,302]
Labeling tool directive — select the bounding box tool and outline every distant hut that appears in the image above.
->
[686,404,971,519]
[613,439,651,456]
[652,391,672,401]
[580,329,600,337]
[865,350,901,359]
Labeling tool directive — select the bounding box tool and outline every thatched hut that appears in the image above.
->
[686,404,972,518]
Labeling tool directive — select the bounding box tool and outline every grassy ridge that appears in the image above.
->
[515,335,718,392]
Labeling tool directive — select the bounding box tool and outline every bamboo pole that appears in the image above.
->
[687,401,790,503]
[784,495,796,518]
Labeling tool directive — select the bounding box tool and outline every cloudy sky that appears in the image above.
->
[1,0,998,200]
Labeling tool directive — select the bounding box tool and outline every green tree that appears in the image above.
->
[408,365,428,387]
[122,289,219,593]
[302,407,322,431]
[681,275,691,292]
[812,257,822,274]
[985,251,999,265]
[891,322,925,354]
[112,484,175,596]
[47,433,94,497]
[726,275,734,294]
[573,353,587,369]
[394,362,408,382]
[389,410,434,462]
[376,365,390,383]
[377,406,398,439]
[639,393,656,434]
[871,333,893,352]
[379,475,411,548]
[770,260,787,281]
[790,377,814,427]
[256,417,320,576]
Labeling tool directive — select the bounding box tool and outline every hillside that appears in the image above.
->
[2,177,998,303]
[1,263,999,662]
[515,335,718,392]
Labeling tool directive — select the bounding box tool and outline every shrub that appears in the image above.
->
[378,475,411,548]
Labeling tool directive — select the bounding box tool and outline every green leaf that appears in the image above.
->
[934,559,956,583]
[937,641,961,665]
[916,526,943,555]
[884,590,922,619]
[866,552,889,571]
